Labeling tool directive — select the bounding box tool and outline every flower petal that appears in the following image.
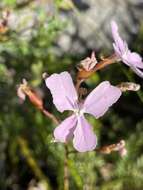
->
[111,21,143,76]
[54,115,77,143]
[45,72,78,112]
[130,66,143,78]
[73,116,97,152]
[84,81,121,118]
[111,21,127,55]
[126,52,143,69]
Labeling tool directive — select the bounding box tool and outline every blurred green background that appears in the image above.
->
[0,0,143,189]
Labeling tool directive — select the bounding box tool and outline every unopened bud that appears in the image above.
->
[17,86,26,101]
[17,80,43,110]
[117,82,140,92]
[116,140,127,157]
[97,140,127,157]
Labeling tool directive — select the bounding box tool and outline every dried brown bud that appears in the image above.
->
[80,51,97,71]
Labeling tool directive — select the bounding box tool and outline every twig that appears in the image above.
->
[77,53,118,80]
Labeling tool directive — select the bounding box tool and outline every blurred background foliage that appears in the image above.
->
[0,0,143,190]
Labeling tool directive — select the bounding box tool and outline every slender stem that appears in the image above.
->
[42,109,59,125]
[76,54,117,92]
[77,53,118,81]
[75,79,83,94]
[17,137,51,189]
[20,84,60,125]
[64,145,69,190]
[93,54,117,72]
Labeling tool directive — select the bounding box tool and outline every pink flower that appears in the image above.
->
[45,72,121,152]
[111,21,143,77]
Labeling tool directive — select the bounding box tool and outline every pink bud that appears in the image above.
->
[17,87,26,101]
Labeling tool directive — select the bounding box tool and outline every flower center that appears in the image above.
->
[74,108,84,116]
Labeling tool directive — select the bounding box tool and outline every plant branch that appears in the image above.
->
[77,53,118,81]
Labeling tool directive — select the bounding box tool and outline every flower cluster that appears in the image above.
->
[18,21,142,153]
[44,21,142,152]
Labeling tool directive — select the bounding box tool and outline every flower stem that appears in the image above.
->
[17,137,51,189]
[77,53,118,80]
[93,53,117,72]
[64,145,70,190]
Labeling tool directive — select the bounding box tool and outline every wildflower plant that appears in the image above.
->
[18,20,142,151]
[18,21,143,189]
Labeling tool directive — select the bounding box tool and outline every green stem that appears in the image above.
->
[17,137,51,189]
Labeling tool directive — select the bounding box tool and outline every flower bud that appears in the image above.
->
[117,82,140,92]
[17,79,43,110]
